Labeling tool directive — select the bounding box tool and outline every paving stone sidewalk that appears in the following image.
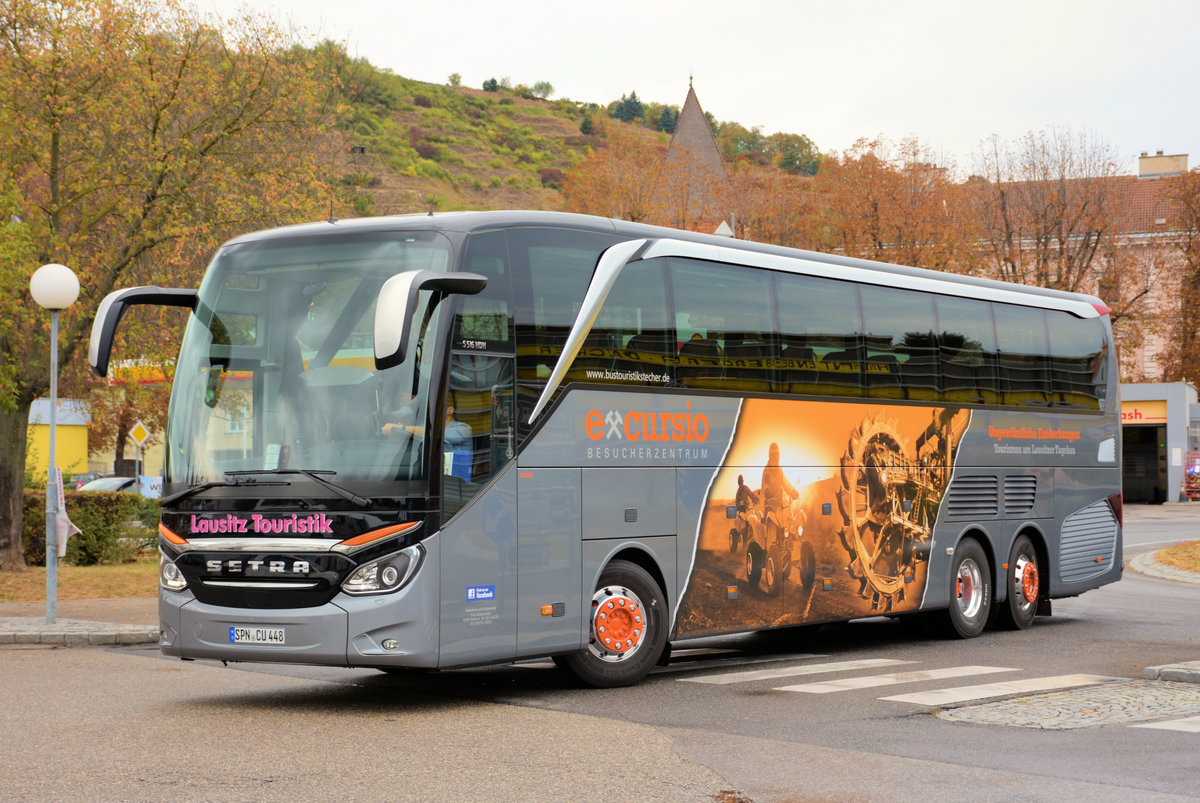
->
[937,677,1200,729]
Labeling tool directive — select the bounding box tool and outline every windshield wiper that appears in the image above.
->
[226,469,373,509]
[159,474,289,507]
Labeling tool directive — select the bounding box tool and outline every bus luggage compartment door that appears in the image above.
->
[517,468,583,656]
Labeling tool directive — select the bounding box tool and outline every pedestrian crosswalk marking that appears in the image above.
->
[777,665,1019,694]
[880,673,1115,705]
[1131,715,1200,733]
[679,658,914,685]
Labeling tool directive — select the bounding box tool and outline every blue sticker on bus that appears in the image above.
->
[466,585,496,601]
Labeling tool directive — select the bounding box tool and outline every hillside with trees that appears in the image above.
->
[327,53,821,215]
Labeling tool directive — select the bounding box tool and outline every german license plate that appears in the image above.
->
[229,626,285,645]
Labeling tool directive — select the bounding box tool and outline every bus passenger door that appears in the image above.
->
[438,354,521,667]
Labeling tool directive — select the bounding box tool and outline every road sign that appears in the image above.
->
[130,420,150,447]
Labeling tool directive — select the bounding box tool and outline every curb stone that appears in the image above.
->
[1145,661,1200,683]
[0,617,158,646]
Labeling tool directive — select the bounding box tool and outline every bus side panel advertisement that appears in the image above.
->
[673,399,971,638]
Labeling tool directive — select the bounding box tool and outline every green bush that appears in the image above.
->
[22,489,158,566]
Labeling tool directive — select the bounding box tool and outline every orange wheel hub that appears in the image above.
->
[1019,559,1039,604]
[593,594,642,654]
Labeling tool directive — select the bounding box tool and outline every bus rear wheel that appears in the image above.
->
[934,538,991,638]
[991,535,1039,631]
[556,559,667,688]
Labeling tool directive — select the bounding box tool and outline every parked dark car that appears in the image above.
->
[78,476,137,492]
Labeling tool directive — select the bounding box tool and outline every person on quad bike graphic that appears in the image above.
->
[729,474,759,552]
[761,442,798,550]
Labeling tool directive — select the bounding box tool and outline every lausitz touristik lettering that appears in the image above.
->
[190,513,334,535]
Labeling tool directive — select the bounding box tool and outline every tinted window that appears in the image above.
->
[936,295,999,404]
[509,228,621,386]
[860,285,935,400]
[454,231,512,352]
[775,273,862,396]
[669,259,774,391]
[995,304,1050,407]
[582,259,673,386]
[1046,310,1105,409]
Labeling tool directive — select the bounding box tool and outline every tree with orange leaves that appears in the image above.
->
[0,0,340,569]
[560,117,667,223]
[811,137,980,273]
[1157,168,1200,385]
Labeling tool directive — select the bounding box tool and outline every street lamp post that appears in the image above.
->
[30,263,80,625]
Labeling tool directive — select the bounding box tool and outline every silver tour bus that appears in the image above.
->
[89,211,1122,687]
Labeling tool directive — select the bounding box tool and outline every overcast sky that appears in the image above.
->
[199,0,1197,176]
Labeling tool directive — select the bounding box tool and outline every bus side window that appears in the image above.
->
[774,273,861,397]
[1046,311,1103,410]
[669,258,774,393]
[605,260,673,386]
[456,231,512,351]
[995,304,1051,407]
[936,295,999,405]
[567,259,671,386]
[509,228,622,389]
[860,285,936,401]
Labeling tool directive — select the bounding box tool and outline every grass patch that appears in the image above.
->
[0,554,157,602]
[1157,540,1200,573]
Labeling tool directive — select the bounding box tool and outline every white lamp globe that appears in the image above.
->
[30,263,80,310]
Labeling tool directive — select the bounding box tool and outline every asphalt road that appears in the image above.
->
[2,503,1198,802]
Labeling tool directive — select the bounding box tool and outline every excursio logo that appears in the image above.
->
[583,403,710,461]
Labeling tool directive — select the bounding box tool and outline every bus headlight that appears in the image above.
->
[342,544,423,595]
[159,551,187,592]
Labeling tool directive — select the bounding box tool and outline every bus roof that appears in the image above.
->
[222,210,1110,312]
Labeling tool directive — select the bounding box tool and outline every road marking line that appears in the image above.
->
[777,665,1019,694]
[1131,716,1200,733]
[880,674,1116,705]
[679,658,915,685]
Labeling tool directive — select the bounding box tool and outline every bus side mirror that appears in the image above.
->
[89,287,197,378]
[374,271,487,370]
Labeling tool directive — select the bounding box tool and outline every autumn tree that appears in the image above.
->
[559,117,666,223]
[970,128,1153,358]
[811,137,979,273]
[724,160,816,248]
[972,129,1127,291]
[1157,168,1200,384]
[0,0,341,570]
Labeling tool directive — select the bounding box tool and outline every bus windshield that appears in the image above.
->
[165,230,452,489]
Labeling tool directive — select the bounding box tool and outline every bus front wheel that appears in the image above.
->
[556,559,667,688]
[935,538,991,638]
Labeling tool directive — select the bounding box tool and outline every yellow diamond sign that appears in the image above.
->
[130,420,150,447]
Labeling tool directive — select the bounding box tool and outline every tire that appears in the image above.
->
[798,541,817,591]
[765,552,781,596]
[746,544,763,587]
[556,559,667,688]
[934,538,991,638]
[990,535,1039,631]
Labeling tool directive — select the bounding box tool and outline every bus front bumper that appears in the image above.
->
[159,578,439,669]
